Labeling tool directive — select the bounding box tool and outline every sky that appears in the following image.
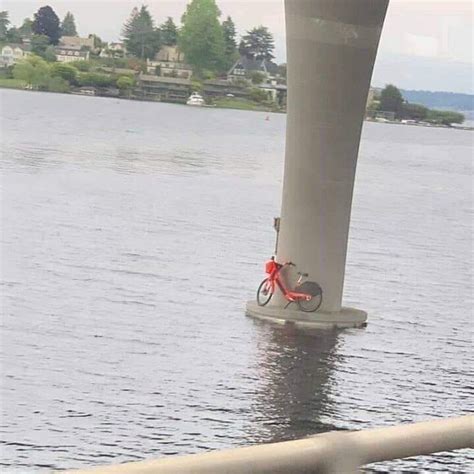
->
[3,0,473,93]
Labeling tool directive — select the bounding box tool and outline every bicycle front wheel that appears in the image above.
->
[257,278,273,306]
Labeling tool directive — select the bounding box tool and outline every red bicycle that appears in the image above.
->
[257,257,323,312]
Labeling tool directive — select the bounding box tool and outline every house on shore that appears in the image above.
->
[54,46,90,63]
[227,55,280,82]
[259,82,287,107]
[0,44,31,67]
[202,79,248,99]
[100,42,126,59]
[59,36,95,50]
[225,55,286,107]
[146,45,193,79]
[135,74,191,103]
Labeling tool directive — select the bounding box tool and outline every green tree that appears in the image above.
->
[248,87,268,103]
[191,79,203,92]
[0,11,10,40]
[88,34,104,50]
[250,71,265,84]
[99,57,128,68]
[426,109,464,125]
[78,72,114,88]
[200,69,215,80]
[380,84,404,117]
[222,16,238,68]
[179,0,225,73]
[43,45,57,62]
[401,102,428,121]
[51,63,78,83]
[366,101,379,118]
[13,55,51,88]
[32,6,61,44]
[161,17,178,46]
[31,34,51,57]
[70,60,91,71]
[117,75,134,88]
[19,18,33,39]
[277,63,286,79]
[45,75,69,92]
[117,75,134,97]
[6,27,22,43]
[61,12,78,36]
[239,26,274,60]
[122,6,160,59]
[127,57,147,72]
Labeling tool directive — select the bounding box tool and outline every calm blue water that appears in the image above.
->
[1,89,473,472]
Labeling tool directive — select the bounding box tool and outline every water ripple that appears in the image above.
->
[1,89,473,472]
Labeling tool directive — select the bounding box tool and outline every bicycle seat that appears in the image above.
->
[298,272,309,277]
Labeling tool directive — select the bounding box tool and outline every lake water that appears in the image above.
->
[1,89,473,472]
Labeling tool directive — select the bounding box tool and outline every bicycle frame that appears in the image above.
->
[267,263,312,303]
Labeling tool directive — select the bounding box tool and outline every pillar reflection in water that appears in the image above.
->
[248,323,343,443]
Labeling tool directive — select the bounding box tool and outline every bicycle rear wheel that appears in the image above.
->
[257,278,273,306]
[297,295,322,312]
[296,281,323,312]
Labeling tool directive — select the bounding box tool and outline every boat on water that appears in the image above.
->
[186,92,205,106]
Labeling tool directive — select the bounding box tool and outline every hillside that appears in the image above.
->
[400,90,473,112]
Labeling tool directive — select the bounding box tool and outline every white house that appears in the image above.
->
[100,42,125,58]
[55,47,90,63]
[0,44,31,67]
[109,42,125,52]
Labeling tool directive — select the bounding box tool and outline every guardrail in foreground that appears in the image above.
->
[70,415,473,473]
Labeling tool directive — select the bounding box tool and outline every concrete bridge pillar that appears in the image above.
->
[247,0,389,328]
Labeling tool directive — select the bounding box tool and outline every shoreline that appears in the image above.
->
[365,117,473,131]
[1,86,472,129]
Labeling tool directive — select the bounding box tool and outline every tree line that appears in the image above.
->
[1,1,278,77]
[1,8,73,45]
[10,54,136,94]
[1,7,93,61]
[116,1,276,75]
[371,84,465,125]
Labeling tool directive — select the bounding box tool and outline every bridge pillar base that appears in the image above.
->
[245,301,367,329]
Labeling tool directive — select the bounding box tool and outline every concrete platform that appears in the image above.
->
[246,300,367,329]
